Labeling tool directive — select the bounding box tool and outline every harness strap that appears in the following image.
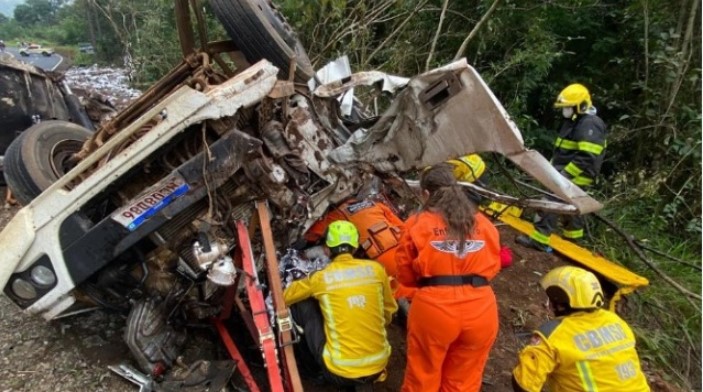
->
[418,274,489,287]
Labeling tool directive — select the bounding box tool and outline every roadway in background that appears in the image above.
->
[2,47,64,71]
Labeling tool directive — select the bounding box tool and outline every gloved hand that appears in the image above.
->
[290,238,309,251]
[500,245,513,269]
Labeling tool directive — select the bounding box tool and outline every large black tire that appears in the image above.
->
[209,0,315,83]
[4,120,91,205]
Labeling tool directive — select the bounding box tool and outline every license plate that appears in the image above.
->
[111,175,190,231]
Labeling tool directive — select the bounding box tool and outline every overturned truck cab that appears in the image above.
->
[0,2,611,390]
[0,57,605,387]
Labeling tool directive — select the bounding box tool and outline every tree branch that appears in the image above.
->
[453,0,502,60]
[634,240,701,271]
[363,0,430,67]
[420,7,474,23]
[665,0,700,118]
[425,0,450,72]
[592,213,702,307]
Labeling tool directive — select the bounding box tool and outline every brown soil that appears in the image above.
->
[0,190,681,391]
[292,221,680,391]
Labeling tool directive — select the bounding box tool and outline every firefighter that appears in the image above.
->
[284,220,398,389]
[445,153,487,205]
[516,83,607,251]
[512,266,650,391]
[303,178,415,300]
[396,164,501,391]
[446,154,514,269]
[446,153,486,184]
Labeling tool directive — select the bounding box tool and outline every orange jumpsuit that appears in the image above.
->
[305,198,416,299]
[396,211,501,392]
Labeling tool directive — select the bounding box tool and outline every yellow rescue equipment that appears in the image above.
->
[482,202,649,310]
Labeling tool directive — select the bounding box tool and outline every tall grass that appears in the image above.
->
[588,205,701,389]
[483,155,701,389]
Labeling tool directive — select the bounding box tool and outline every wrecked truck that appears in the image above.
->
[0,0,604,390]
[0,54,94,183]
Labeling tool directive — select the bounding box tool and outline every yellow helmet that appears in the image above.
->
[540,266,605,309]
[554,83,592,114]
[325,220,359,249]
[447,154,486,183]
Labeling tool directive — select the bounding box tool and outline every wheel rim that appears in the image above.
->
[49,139,83,178]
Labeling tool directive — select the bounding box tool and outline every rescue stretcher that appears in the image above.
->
[481,202,650,310]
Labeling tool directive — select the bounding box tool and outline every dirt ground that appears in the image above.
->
[0,191,682,392]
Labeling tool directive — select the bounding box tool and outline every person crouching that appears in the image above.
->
[284,220,398,390]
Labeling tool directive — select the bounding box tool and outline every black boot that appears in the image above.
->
[515,235,553,253]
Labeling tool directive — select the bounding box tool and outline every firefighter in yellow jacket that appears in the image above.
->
[446,154,487,184]
[512,266,650,392]
[433,154,487,206]
[284,220,398,388]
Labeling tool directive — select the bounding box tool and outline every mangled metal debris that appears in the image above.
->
[0,0,608,390]
[323,59,602,215]
[0,56,603,388]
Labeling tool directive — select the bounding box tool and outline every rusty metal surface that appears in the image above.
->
[73,52,230,174]
[175,0,195,56]
[267,81,295,99]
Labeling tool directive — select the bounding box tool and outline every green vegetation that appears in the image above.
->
[278,4,701,385]
[1,0,700,388]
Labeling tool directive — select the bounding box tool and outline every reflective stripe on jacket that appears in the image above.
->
[551,114,607,186]
[513,308,650,392]
[283,254,397,379]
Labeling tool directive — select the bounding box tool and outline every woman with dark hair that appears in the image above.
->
[396,163,501,391]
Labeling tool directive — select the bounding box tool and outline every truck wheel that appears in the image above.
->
[209,0,314,83]
[4,121,91,205]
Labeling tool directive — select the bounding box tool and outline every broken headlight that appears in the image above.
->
[30,265,56,287]
[4,256,58,308]
[11,278,37,300]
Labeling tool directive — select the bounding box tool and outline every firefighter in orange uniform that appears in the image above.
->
[396,164,501,391]
[304,183,415,300]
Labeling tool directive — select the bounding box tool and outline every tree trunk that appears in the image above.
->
[425,0,450,72]
[85,0,97,50]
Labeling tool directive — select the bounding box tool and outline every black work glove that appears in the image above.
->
[290,238,309,251]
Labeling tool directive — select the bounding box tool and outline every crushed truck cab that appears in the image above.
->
[0,58,605,319]
[0,0,634,389]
